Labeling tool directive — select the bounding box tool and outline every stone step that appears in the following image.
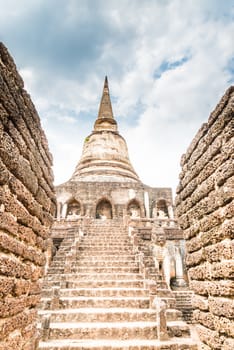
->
[40,296,150,309]
[173,291,194,323]
[76,267,139,273]
[47,267,140,274]
[76,255,136,261]
[81,238,130,242]
[175,302,193,307]
[38,320,190,340]
[84,235,128,238]
[83,233,128,237]
[42,287,148,298]
[42,280,145,289]
[51,261,138,268]
[77,248,134,253]
[80,238,131,242]
[41,321,158,340]
[80,242,131,246]
[55,248,71,253]
[40,296,176,310]
[156,288,174,298]
[84,231,127,234]
[45,273,143,280]
[57,243,73,246]
[77,252,136,262]
[38,220,197,349]
[38,308,182,323]
[78,245,133,251]
[38,338,198,349]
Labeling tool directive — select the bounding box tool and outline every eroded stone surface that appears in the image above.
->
[0,43,55,349]
[176,86,234,349]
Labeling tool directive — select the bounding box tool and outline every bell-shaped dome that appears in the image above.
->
[71,77,139,182]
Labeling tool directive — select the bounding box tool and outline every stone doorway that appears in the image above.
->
[127,199,141,218]
[96,199,112,219]
[66,199,81,219]
[155,199,169,218]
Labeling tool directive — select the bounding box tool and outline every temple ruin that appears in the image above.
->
[37,76,197,349]
[0,43,233,350]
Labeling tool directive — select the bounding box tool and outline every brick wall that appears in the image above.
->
[0,43,55,349]
[176,87,234,349]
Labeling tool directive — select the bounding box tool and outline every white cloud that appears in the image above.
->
[2,0,233,196]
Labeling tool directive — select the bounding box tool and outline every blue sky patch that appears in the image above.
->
[153,55,191,79]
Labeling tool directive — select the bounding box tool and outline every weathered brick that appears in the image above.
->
[9,176,44,221]
[186,248,205,267]
[208,297,234,319]
[196,324,223,349]
[193,310,216,330]
[0,255,33,279]
[176,87,234,349]
[223,337,234,350]
[0,131,20,172]
[213,316,234,337]
[211,260,234,279]
[0,276,15,298]
[200,218,234,247]
[215,158,234,187]
[0,309,36,339]
[0,43,54,347]
[14,279,41,297]
[0,295,40,318]
[0,212,18,235]
[189,276,234,299]
[186,234,203,253]
[189,262,212,281]
[0,157,10,185]
[204,239,233,262]
[0,231,45,266]
[192,294,209,311]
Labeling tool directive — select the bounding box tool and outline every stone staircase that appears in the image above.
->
[173,291,194,323]
[37,219,197,349]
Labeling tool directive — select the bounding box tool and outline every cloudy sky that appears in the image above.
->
[0,0,233,196]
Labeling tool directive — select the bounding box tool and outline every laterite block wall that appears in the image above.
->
[176,87,234,349]
[0,43,55,350]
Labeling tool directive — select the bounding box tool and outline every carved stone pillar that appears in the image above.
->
[153,297,169,340]
[144,191,150,218]
[168,205,174,219]
[61,203,68,219]
[174,246,187,287]
[57,202,62,220]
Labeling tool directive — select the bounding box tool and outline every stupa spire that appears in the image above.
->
[71,77,139,182]
[97,76,114,119]
[94,76,117,132]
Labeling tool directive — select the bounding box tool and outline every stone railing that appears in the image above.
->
[125,216,188,289]
[125,218,167,303]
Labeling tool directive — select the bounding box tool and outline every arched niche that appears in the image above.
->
[96,199,113,219]
[66,199,81,219]
[127,199,141,218]
[155,199,169,218]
